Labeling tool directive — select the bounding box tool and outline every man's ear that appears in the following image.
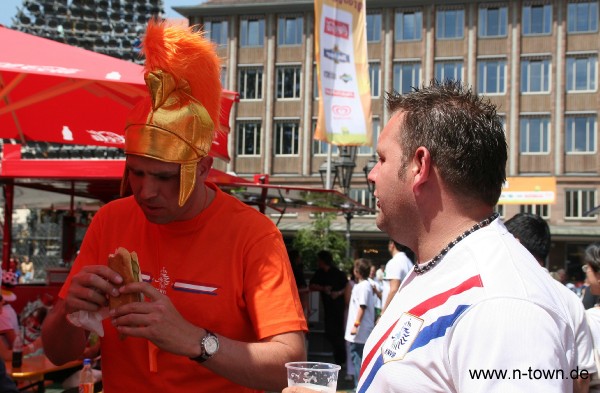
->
[412,146,431,194]
[197,156,214,180]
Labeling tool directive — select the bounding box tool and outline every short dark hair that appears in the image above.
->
[585,243,600,272]
[386,79,507,206]
[504,213,551,261]
[317,250,334,266]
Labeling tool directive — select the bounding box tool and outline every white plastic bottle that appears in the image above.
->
[79,358,94,393]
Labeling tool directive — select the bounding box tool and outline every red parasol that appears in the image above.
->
[0,26,237,161]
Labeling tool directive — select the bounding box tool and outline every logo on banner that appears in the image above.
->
[323,70,337,79]
[332,105,352,119]
[325,88,355,98]
[324,17,349,39]
[86,130,125,145]
[340,73,352,83]
[381,313,424,362]
[324,46,350,64]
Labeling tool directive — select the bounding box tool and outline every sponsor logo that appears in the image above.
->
[324,46,350,64]
[381,313,424,362]
[332,0,363,13]
[86,130,125,145]
[323,70,337,79]
[325,88,355,98]
[154,266,171,295]
[340,73,352,83]
[332,105,352,118]
[324,17,349,39]
[105,71,123,81]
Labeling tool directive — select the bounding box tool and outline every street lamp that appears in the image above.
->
[319,147,357,261]
[319,160,338,190]
[363,154,377,207]
[334,147,356,196]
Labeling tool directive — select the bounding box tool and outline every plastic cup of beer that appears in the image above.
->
[285,361,341,392]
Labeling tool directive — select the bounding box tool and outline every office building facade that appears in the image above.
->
[175,0,600,274]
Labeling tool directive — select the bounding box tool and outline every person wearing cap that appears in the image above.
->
[41,20,307,393]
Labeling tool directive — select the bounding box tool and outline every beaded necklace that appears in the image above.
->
[413,212,499,275]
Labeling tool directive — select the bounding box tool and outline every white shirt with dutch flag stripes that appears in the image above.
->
[357,219,576,393]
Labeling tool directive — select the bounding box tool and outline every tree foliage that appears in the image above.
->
[292,213,349,272]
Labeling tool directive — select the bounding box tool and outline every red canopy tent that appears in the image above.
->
[0,26,238,162]
[0,144,253,267]
[0,25,242,267]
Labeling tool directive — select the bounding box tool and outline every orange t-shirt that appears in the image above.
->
[60,183,307,393]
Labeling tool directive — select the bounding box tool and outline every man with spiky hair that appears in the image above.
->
[285,81,576,393]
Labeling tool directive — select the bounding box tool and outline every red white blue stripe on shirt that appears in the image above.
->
[172,280,219,295]
[140,273,219,296]
[358,275,483,393]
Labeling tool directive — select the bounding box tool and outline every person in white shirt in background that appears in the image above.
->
[582,243,600,392]
[367,264,383,319]
[344,258,376,391]
[505,212,595,393]
[380,240,413,315]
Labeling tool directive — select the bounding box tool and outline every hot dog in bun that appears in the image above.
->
[108,247,142,309]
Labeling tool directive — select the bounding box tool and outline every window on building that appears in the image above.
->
[521,58,551,93]
[240,18,264,47]
[236,121,261,156]
[520,204,550,219]
[478,59,506,94]
[568,1,598,33]
[393,62,420,94]
[494,204,505,218]
[204,20,228,46]
[369,62,381,97]
[565,189,597,219]
[274,121,299,155]
[565,115,596,153]
[436,8,464,39]
[566,55,597,92]
[366,13,382,42]
[278,15,303,46]
[499,115,506,132]
[479,5,508,37]
[238,67,263,100]
[276,66,301,99]
[523,3,552,35]
[358,118,380,155]
[395,10,422,41]
[520,116,550,153]
[350,188,377,212]
[220,67,227,89]
[312,119,339,155]
[435,61,463,82]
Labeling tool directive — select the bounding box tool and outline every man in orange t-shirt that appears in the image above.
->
[41,21,307,393]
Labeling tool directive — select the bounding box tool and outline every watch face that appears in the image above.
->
[205,336,219,355]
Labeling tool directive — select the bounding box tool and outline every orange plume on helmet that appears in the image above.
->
[122,19,223,207]
[142,20,222,129]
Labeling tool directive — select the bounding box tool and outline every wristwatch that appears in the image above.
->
[190,330,219,363]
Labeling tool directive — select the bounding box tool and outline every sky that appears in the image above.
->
[0,0,203,27]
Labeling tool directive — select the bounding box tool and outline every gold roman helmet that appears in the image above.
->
[121,20,222,206]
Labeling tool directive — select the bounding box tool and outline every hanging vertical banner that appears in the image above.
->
[314,0,372,146]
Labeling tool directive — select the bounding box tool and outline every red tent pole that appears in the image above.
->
[2,180,14,271]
